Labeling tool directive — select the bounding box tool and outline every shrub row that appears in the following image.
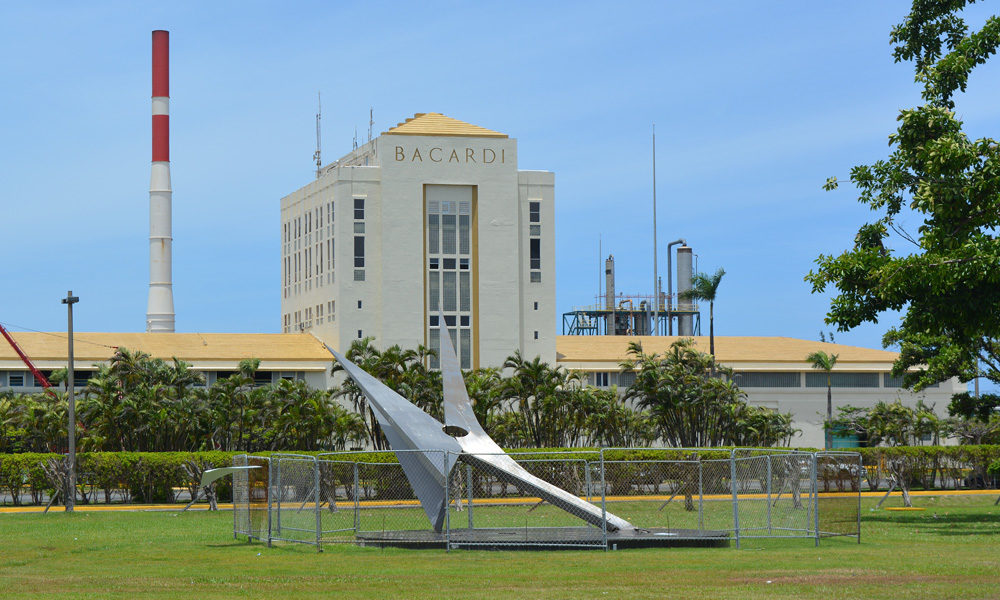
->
[1,445,997,506]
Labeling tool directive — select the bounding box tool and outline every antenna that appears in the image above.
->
[353,126,358,150]
[313,92,322,178]
[368,106,374,144]
[652,123,658,334]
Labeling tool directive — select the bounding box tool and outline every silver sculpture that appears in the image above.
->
[327,324,633,533]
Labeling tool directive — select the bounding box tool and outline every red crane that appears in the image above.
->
[0,323,57,398]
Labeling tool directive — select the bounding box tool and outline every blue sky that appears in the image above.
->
[1,2,998,368]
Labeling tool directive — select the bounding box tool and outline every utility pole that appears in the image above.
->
[62,291,79,512]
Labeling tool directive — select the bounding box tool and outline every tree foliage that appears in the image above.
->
[679,267,725,361]
[831,399,945,447]
[807,2,1000,390]
[1,347,366,454]
[621,339,797,447]
[1,339,805,454]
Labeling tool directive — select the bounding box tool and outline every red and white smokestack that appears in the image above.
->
[146,30,175,332]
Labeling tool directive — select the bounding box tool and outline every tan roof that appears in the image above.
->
[0,332,335,363]
[384,113,508,138]
[556,336,899,365]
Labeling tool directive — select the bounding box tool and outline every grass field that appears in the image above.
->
[0,495,997,599]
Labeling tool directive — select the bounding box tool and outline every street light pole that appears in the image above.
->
[62,291,79,512]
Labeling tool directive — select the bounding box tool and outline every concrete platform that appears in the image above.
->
[354,526,730,550]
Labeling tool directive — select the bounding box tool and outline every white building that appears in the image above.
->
[556,335,965,448]
[280,113,555,369]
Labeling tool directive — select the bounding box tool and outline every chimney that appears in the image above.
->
[146,30,175,332]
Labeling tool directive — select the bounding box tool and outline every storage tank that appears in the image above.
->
[677,245,693,335]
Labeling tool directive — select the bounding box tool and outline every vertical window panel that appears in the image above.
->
[429,272,440,311]
[459,215,470,254]
[443,272,457,311]
[429,329,440,370]
[428,214,439,254]
[460,329,471,369]
[460,272,470,311]
[442,215,456,254]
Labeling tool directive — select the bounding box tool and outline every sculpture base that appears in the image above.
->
[354,526,730,550]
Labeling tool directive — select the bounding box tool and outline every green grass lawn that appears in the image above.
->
[0,495,997,599]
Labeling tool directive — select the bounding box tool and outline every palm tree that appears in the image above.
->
[679,268,726,364]
[807,350,839,449]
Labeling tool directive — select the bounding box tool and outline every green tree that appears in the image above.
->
[679,268,725,364]
[807,350,839,449]
[501,350,573,448]
[621,339,753,448]
[807,3,1000,390]
[948,392,1000,421]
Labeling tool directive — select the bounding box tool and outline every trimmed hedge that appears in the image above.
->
[1,445,997,506]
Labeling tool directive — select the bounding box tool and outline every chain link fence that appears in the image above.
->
[232,454,270,543]
[232,449,860,550]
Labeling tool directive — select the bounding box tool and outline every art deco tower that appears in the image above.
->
[146,30,175,332]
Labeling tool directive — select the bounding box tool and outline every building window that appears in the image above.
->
[595,372,609,387]
[534,330,539,340]
[354,236,364,268]
[426,186,475,369]
[883,373,938,388]
[732,372,801,388]
[805,372,879,388]
[358,329,363,339]
[353,222,365,234]
[354,198,365,220]
[530,224,541,237]
[253,371,273,387]
[530,271,541,283]
[533,302,538,310]
[529,201,540,223]
[530,238,540,270]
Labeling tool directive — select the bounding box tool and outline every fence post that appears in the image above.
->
[233,455,239,540]
[315,457,322,552]
[466,462,474,530]
[444,451,451,552]
[730,450,740,549]
[275,458,282,537]
[600,448,608,551]
[766,454,773,536]
[266,458,273,547]
[813,453,820,547]
[353,462,360,533]
[856,453,862,545]
[698,459,704,533]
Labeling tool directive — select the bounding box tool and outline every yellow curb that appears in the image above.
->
[1,489,995,514]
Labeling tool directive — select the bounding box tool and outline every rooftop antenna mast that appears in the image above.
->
[353,126,358,150]
[313,92,322,178]
[368,106,373,144]
[651,123,658,335]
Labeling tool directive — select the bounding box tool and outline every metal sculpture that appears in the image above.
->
[328,324,634,533]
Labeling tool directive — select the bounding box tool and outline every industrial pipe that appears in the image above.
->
[665,238,685,335]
